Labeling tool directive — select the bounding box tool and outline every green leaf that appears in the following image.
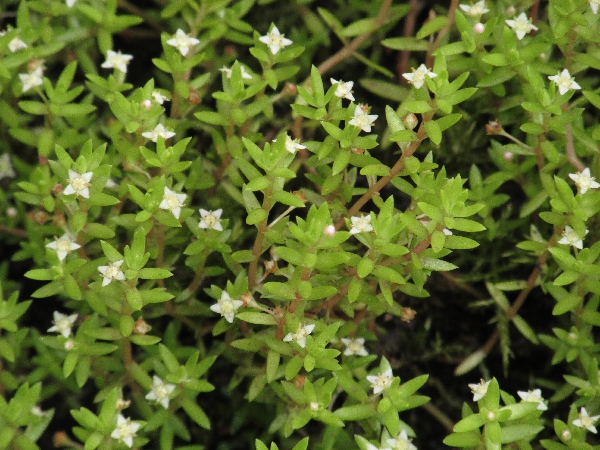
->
[403,100,431,113]
[382,37,428,51]
[416,16,448,39]
[424,120,442,145]
[236,312,277,325]
[138,268,173,279]
[357,257,375,278]
[181,398,211,429]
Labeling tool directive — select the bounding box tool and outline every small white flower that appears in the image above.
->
[46,234,81,261]
[110,414,141,448]
[459,1,490,17]
[590,0,600,14]
[468,379,490,401]
[517,388,547,411]
[349,104,378,133]
[573,407,600,433]
[349,214,373,234]
[166,29,200,57]
[7,36,27,53]
[63,169,93,198]
[283,323,316,348]
[198,209,223,231]
[402,64,438,89]
[145,375,176,409]
[386,430,417,450]
[48,311,78,338]
[0,154,16,180]
[151,91,170,105]
[219,64,252,80]
[19,67,44,93]
[142,123,176,142]
[259,25,293,55]
[284,134,306,154]
[101,50,133,73]
[159,187,186,219]
[330,78,355,101]
[505,13,537,40]
[210,290,244,323]
[548,69,581,96]
[558,226,587,250]
[341,337,369,356]
[65,0,77,7]
[569,168,600,194]
[366,368,393,395]
[98,260,126,286]
[105,178,118,189]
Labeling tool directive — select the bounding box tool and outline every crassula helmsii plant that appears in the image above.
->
[1,0,600,448]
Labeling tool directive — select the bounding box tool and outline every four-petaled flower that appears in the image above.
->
[590,0,600,14]
[569,167,600,194]
[283,323,316,348]
[101,50,133,73]
[210,290,244,323]
[573,407,600,434]
[517,388,547,411]
[142,124,176,142]
[505,13,537,40]
[459,1,489,17]
[6,36,27,53]
[349,214,373,234]
[548,69,581,95]
[151,91,169,105]
[349,104,378,133]
[386,430,417,450]
[0,154,16,180]
[48,311,78,338]
[166,29,200,57]
[402,64,438,89]
[468,379,490,401]
[98,260,126,286]
[284,134,306,154]
[198,209,224,231]
[63,169,93,198]
[219,64,252,80]
[110,414,141,448]
[330,78,355,101]
[367,368,393,395]
[19,67,44,93]
[145,375,176,409]
[46,234,81,261]
[159,187,186,219]
[259,25,293,55]
[558,226,587,250]
[341,337,369,356]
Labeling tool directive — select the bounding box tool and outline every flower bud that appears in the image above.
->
[324,225,336,237]
[561,430,571,440]
[506,6,516,16]
[485,120,503,135]
[188,88,201,105]
[141,99,152,110]
[116,398,131,410]
[6,207,17,218]
[309,402,319,411]
[133,317,151,335]
[473,23,485,34]
[283,82,297,96]
[38,155,49,165]
[403,113,418,130]
[503,152,513,161]
[486,411,496,421]
[401,307,416,322]
[64,340,75,351]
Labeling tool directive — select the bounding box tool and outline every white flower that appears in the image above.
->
[198,209,223,231]
[219,64,252,80]
[284,134,306,154]
[159,187,186,219]
[459,1,489,17]
[145,375,176,409]
[66,0,77,7]
[63,169,93,198]
[341,337,369,356]
[590,0,600,14]
[98,260,126,286]
[330,78,355,101]
[101,50,133,73]
[259,25,293,55]
[283,323,316,348]
[142,123,176,142]
[46,234,81,261]
[48,311,78,338]
[210,290,244,323]
[558,226,587,250]
[468,379,490,401]
[386,430,417,450]
[505,13,537,40]
[366,368,394,395]
[569,168,600,194]
[402,64,438,89]
[517,389,547,411]
[349,214,373,234]
[573,407,600,433]
[19,67,44,93]
[349,104,378,133]
[0,154,16,180]
[151,91,169,105]
[548,69,581,96]
[7,36,27,53]
[166,29,200,57]
[110,414,141,448]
